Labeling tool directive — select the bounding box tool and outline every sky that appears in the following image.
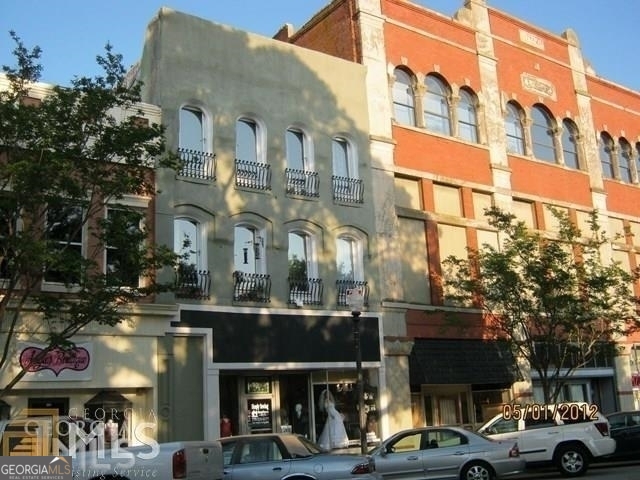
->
[1,1,638,91]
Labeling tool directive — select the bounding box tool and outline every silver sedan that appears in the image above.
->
[368,426,525,480]
[219,433,382,480]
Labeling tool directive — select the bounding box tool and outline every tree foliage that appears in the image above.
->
[0,32,179,396]
[443,206,640,403]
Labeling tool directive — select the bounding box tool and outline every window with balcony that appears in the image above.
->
[457,88,478,143]
[561,119,580,169]
[618,137,633,182]
[424,74,451,136]
[285,127,318,197]
[105,207,144,288]
[235,118,270,190]
[233,225,270,302]
[0,198,17,280]
[599,132,615,179]
[335,234,367,306]
[531,105,556,163]
[44,204,84,284]
[179,105,215,179]
[174,217,210,299]
[332,136,362,204]
[288,231,322,306]
[505,101,525,155]
[392,68,416,126]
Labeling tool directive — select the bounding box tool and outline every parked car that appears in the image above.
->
[605,410,640,459]
[219,432,381,480]
[368,426,525,480]
[478,402,616,477]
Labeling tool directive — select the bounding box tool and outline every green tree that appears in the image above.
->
[0,32,179,396]
[443,206,640,403]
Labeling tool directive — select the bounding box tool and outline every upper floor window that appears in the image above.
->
[336,235,363,282]
[392,68,416,126]
[236,118,261,164]
[423,74,451,136]
[530,105,556,163]
[332,137,356,178]
[105,207,144,288]
[179,106,206,153]
[636,142,640,182]
[599,132,615,179]
[618,137,632,182]
[233,225,265,274]
[561,119,580,169]
[44,204,84,284]
[174,217,205,271]
[0,198,17,280]
[457,88,478,143]
[505,102,525,155]
[286,127,311,171]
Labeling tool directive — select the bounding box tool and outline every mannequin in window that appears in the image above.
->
[317,389,349,450]
[220,412,233,437]
[292,403,309,437]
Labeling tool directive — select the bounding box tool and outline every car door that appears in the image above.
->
[223,437,290,480]
[517,408,560,463]
[423,428,470,480]
[374,430,426,480]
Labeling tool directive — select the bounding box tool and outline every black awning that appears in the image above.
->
[409,338,517,386]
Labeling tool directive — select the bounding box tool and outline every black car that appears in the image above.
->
[606,410,640,459]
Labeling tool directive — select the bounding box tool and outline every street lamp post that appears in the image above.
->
[346,287,367,455]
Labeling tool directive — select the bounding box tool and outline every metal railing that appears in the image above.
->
[177,148,216,180]
[285,168,320,197]
[332,175,364,204]
[287,277,323,306]
[235,159,272,191]
[175,268,211,300]
[336,279,369,307]
[233,271,271,302]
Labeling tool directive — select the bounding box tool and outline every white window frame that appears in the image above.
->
[286,126,314,172]
[174,216,207,272]
[179,104,211,154]
[234,224,266,275]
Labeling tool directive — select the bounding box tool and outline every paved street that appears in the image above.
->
[511,459,640,479]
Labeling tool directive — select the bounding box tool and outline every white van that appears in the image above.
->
[478,402,616,477]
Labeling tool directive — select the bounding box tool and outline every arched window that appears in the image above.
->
[561,119,580,169]
[236,118,261,164]
[332,136,362,203]
[424,75,451,135]
[336,235,363,282]
[618,137,632,182]
[174,217,205,270]
[457,88,478,143]
[531,105,556,162]
[392,68,415,126]
[179,106,206,153]
[234,224,265,274]
[505,102,525,155]
[599,132,615,179]
[288,230,322,306]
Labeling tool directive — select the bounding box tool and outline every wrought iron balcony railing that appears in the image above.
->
[332,175,364,204]
[287,277,323,306]
[285,168,320,197]
[233,271,271,302]
[336,279,369,307]
[175,267,211,300]
[177,148,216,180]
[235,159,272,191]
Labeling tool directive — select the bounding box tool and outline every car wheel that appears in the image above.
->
[460,461,494,480]
[554,444,589,477]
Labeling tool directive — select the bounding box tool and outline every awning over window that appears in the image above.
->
[409,338,517,386]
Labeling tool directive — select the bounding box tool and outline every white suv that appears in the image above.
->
[478,402,615,477]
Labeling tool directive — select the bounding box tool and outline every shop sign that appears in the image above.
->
[17,342,93,381]
[247,399,272,432]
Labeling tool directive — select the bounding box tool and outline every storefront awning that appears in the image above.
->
[409,338,517,386]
